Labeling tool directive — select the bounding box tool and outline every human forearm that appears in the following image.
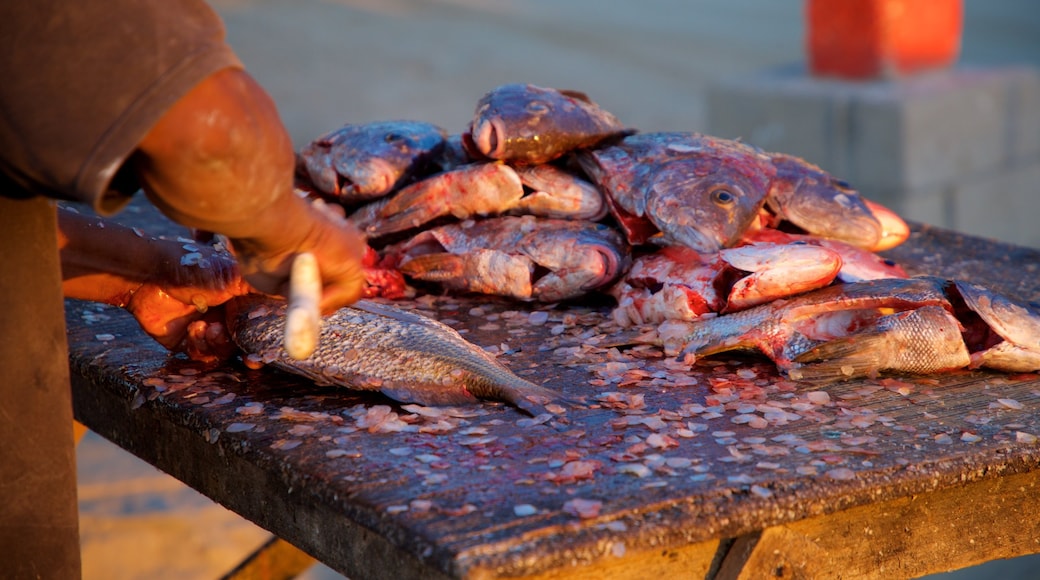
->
[134,67,299,240]
[57,207,178,305]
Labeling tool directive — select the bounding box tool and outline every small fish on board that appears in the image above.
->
[226,294,567,416]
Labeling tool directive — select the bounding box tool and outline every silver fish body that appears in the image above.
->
[790,305,971,381]
[664,277,951,368]
[226,295,565,415]
[667,276,1040,382]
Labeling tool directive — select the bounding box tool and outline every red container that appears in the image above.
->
[807,0,963,79]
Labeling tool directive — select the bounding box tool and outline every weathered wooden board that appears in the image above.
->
[66,203,1040,579]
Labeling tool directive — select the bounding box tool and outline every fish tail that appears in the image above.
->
[791,305,970,382]
[788,333,887,383]
[398,253,466,282]
[468,367,577,416]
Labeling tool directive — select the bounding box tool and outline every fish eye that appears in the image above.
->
[384,132,410,152]
[711,188,737,206]
[526,100,550,114]
[883,259,897,266]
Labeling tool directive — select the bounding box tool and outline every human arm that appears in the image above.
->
[131,67,366,314]
[57,207,251,361]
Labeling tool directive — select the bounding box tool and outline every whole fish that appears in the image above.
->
[298,120,448,203]
[364,163,525,238]
[467,83,631,165]
[575,132,773,253]
[359,162,608,239]
[663,276,1040,382]
[226,295,566,415]
[386,215,630,302]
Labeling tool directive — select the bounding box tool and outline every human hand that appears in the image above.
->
[122,245,252,363]
[229,195,367,315]
[59,207,252,362]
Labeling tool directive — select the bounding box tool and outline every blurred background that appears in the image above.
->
[79,1,1040,578]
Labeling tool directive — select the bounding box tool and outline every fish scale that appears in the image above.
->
[226,295,566,415]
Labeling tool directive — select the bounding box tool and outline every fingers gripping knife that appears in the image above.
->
[284,252,321,360]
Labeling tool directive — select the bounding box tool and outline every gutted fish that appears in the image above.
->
[741,227,908,283]
[226,295,566,415]
[662,276,951,364]
[663,276,1040,381]
[790,305,971,381]
[386,215,630,302]
[610,242,842,327]
[467,83,631,165]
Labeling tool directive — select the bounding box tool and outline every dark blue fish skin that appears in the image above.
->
[469,83,630,165]
[576,132,774,253]
[299,120,448,203]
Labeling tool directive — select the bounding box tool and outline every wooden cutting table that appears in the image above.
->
[67,202,1040,579]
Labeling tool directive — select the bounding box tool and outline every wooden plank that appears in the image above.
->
[716,468,1040,579]
[220,536,316,580]
[467,539,720,580]
[66,203,1040,578]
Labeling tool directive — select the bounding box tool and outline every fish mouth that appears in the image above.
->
[472,118,505,159]
[661,226,723,254]
[343,158,396,198]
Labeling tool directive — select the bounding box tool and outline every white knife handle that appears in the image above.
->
[284,252,321,360]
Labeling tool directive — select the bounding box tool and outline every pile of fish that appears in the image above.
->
[230,83,1040,411]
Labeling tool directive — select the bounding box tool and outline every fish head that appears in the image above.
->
[766,154,882,249]
[469,83,628,164]
[299,120,447,202]
[517,220,630,301]
[644,157,771,253]
[951,280,1040,362]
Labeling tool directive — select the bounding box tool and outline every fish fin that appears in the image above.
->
[398,253,466,282]
[350,299,447,329]
[501,380,582,416]
[379,384,479,407]
[789,333,886,383]
[558,89,594,103]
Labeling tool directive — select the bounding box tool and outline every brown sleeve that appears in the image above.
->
[0,0,243,215]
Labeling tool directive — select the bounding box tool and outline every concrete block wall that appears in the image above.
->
[707,66,1040,249]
